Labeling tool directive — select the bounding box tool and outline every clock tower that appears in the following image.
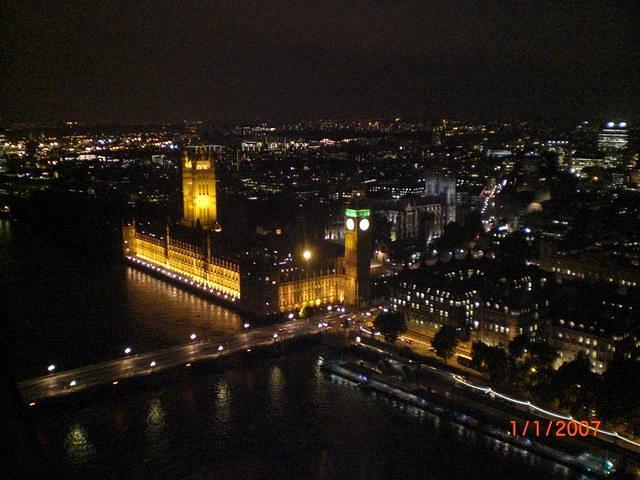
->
[343,197,372,306]
[182,147,219,230]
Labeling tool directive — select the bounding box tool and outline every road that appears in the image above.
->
[18,312,348,404]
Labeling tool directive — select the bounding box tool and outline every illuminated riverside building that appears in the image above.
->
[123,147,372,316]
[392,259,548,347]
[545,283,640,374]
[392,261,480,336]
[547,317,621,374]
[475,296,543,347]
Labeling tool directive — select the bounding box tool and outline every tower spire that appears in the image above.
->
[182,146,218,229]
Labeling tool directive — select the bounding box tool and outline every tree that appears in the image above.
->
[496,231,531,265]
[436,222,466,251]
[472,341,515,387]
[551,351,599,416]
[598,358,640,434]
[471,341,490,370]
[431,325,459,360]
[373,311,407,343]
[528,341,558,370]
[462,209,484,243]
[508,334,530,360]
[484,345,511,383]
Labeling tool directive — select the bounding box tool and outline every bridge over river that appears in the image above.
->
[18,315,342,403]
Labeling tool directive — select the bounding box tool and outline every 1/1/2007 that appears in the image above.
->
[510,420,601,438]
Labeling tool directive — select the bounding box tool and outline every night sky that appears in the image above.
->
[2,0,640,124]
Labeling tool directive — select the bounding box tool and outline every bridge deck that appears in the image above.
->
[19,319,325,403]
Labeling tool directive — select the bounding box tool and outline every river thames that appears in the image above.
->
[0,220,590,479]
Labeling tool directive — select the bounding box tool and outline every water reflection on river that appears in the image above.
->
[31,349,587,480]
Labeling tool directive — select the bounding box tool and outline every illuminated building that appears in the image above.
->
[392,259,548,346]
[378,197,444,242]
[475,297,542,348]
[392,261,480,337]
[598,121,629,152]
[547,318,621,374]
[343,198,372,306]
[181,146,219,230]
[472,266,548,348]
[123,148,373,316]
[424,176,456,223]
[569,153,606,174]
[537,241,640,288]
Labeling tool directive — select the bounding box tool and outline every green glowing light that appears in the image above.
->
[345,208,370,218]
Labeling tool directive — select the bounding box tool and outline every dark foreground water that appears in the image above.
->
[1,220,589,479]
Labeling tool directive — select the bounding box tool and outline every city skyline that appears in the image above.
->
[3,3,640,479]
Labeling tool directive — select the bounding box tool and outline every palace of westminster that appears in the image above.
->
[122,146,372,317]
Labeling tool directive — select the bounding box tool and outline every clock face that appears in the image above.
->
[346,218,355,231]
[359,218,370,231]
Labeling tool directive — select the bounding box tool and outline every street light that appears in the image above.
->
[150,361,156,367]
[69,380,77,387]
[303,249,312,261]
[218,345,224,351]
[47,364,56,373]
[243,322,250,329]
[124,347,132,355]
[190,333,197,341]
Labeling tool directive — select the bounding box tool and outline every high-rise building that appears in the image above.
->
[598,121,629,152]
[182,147,219,230]
[424,176,456,224]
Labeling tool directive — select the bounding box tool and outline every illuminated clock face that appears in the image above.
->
[359,218,370,231]
[346,218,355,231]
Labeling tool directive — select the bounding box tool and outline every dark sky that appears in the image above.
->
[2,0,640,124]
